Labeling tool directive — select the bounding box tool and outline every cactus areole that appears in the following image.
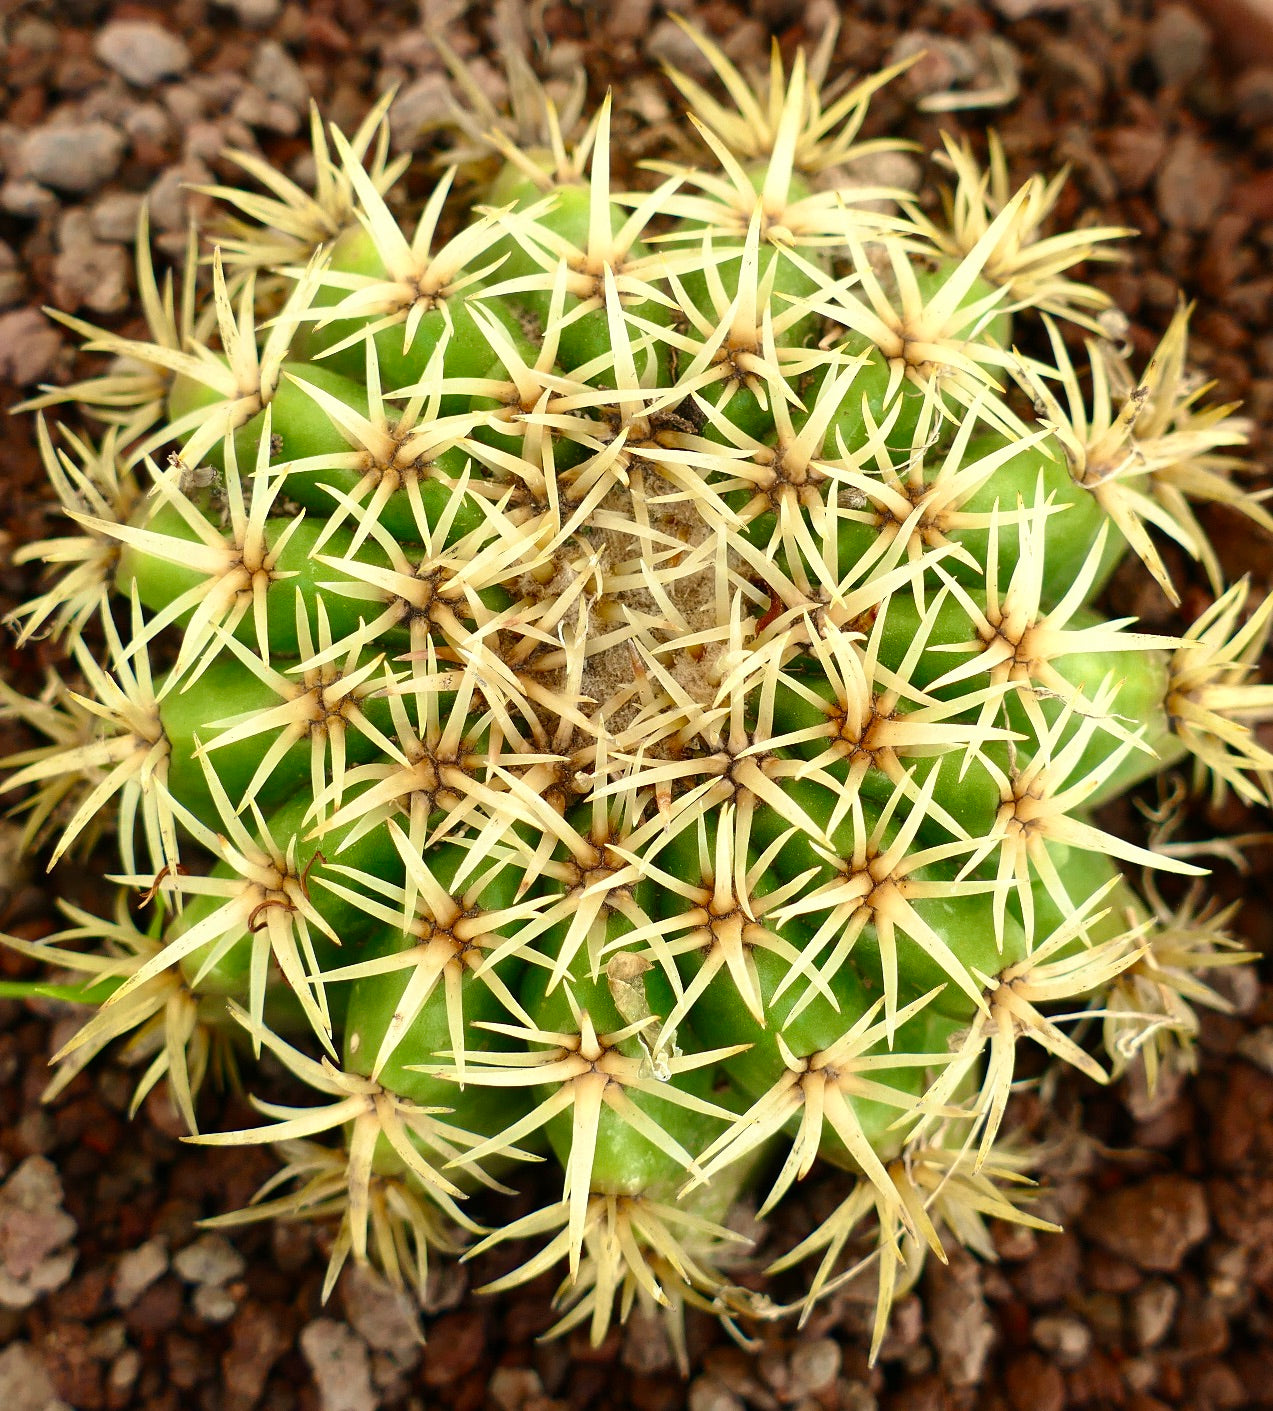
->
[4,28,1269,1368]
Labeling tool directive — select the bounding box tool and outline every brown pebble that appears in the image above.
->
[0,307,63,386]
[1156,133,1231,230]
[421,1309,487,1386]
[1004,1351,1065,1411]
[122,1275,184,1336]
[1082,1176,1210,1272]
[1012,1230,1082,1307]
[222,1300,291,1409]
[1085,1246,1143,1293]
[1187,1359,1248,1409]
[40,1321,106,1410]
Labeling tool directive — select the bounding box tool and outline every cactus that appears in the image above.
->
[4,26,1271,1369]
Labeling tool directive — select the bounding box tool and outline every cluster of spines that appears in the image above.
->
[2,23,1269,1368]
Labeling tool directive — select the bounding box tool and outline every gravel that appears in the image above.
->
[172,1233,247,1288]
[15,121,124,195]
[0,1157,76,1309]
[111,1238,169,1310]
[0,1343,69,1411]
[93,20,192,88]
[299,1318,378,1411]
[1083,1174,1211,1272]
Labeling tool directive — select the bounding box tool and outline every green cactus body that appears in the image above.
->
[5,28,1270,1373]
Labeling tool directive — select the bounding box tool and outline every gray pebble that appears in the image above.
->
[0,1343,71,1411]
[341,1265,422,1364]
[300,1319,377,1411]
[147,159,213,233]
[0,179,57,221]
[926,1251,996,1387]
[192,1283,239,1322]
[1156,133,1229,231]
[95,20,191,88]
[1032,1312,1093,1367]
[389,73,453,150]
[57,206,95,251]
[250,40,310,112]
[1148,4,1211,88]
[173,1233,247,1287]
[53,237,131,315]
[121,101,175,147]
[112,1238,169,1310]
[687,1375,745,1411]
[18,121,125,195]
[0,1155,78,1307]
[230,86,300,136]
[90,191,145,244]
[788,1338,841,1396]
[646,18,716,76]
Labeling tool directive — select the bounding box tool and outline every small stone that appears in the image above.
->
[94,20,191,88]
[18,121,125,195]
[222,1302,290,1407]
[419,1310,484,1385]
[300,1319,376,1411]
[192,1284,239,1323]
[229,86,299,135]
[173,1234,247,1288]
[213,0,282,24]
[620,1306,672,1374]
[646,19,716,76]
[1234,68,1273,128]
[488,1367,545,1411]
[607,0,656,42]
[1104,126,1168,193]
[1084,1175,1209,1272]
[121,100,173,147]
[112,1240,169,1310]
[107,1348,142,1396]
[1156,134,1230,231]
[0,1342,70,1411]
[1032,1313,1092,1367]
[688,1375,745,1411]
[926,1251,996,1387]
[249,40,309,111]
[1004,1351,1065,1411]
[89,191,144,244]
[1147,4,1212,87]
[340,1266,421,1368]
[11,17,59,52]
[0,1155,77,1307]
[0,179,58,220]
[147,159,213,233]
[987,0,1074,16]
[52,237,131,315]
[0,306,61,380]
[389,74,453,149]
[1130,1279,1179,1349]
[789,1338,841,1396]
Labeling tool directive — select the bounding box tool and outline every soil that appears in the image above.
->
[1,1,1273,1408]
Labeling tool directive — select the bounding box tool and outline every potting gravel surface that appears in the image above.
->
[2,1,1273,1407]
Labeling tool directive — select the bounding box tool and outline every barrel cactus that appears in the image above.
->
[4,26,1269,1367]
